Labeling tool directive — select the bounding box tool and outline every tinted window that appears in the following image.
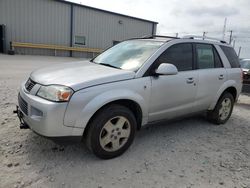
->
[214,48,223,68]
[196,44,214,69]
[156,43,193,71]
[196,44,223,69]
[220,46,240,68]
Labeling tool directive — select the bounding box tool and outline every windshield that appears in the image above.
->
[240,60,250,69]
[92,40,163,71]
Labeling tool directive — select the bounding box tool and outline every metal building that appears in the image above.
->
[0,0,157,57]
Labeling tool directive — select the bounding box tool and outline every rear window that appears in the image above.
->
[220,46,240,68]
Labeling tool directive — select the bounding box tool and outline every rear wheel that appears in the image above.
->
[86,105,137,159]
[207,92,234,125]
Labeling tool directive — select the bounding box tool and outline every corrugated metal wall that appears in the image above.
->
[0,0,71,56]
[0,0,156,57]
[73,6,154,57]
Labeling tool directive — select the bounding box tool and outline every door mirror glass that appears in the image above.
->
[155,63,178,75]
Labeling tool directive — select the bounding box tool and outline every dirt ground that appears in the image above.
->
[0,54,250,188]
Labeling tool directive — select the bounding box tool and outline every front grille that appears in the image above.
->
[18,94,28,115]
[25,79,36,92]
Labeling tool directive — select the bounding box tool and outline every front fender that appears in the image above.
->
[63,76,152,132]
[73,89,148,129]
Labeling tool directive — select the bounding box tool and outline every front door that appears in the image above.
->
[148,43,198,122]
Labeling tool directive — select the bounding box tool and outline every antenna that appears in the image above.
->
[238,46,241,57]
[222,18,227,40]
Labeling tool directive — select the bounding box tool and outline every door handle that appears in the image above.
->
[218,75,224,80]
[186,77,194,84]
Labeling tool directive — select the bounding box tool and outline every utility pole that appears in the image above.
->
[229,30,233,44]
[238,46,241,57]
[222,18,227,40]
[203,32,207,39]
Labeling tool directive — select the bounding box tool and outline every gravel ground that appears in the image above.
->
[0,54,250,188]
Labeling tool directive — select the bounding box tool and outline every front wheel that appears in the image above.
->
[207,92,234,125]
[86,105,137,159]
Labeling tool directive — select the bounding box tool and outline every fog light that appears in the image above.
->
[31,106,43,117]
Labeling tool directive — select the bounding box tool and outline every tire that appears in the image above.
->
[207,92,235,125]
[86,104,137,159]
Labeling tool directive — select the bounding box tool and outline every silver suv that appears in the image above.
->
[16,35,242,159]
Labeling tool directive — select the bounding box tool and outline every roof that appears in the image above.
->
[56,0,158,24]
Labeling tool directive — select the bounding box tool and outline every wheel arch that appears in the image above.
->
[223,87,237,101]
[208,81,238,110]
[83,99,143,138]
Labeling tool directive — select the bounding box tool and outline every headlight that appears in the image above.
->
[37,85,73,102]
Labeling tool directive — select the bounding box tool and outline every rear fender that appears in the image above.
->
[208,80,238,110]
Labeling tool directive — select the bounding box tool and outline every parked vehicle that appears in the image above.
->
[240,59,250,84]
[15,35,242,159]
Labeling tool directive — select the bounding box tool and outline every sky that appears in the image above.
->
[69,0,250,58]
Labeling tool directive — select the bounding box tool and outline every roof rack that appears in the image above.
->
[126,35,179,42]
[183,35,227,44]
[142,35,180,39]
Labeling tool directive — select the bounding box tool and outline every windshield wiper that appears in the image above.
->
[99,63,121,69]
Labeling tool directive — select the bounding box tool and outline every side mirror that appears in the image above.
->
[155,63,178,75]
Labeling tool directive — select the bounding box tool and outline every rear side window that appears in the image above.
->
[196,44,223,69]
[196,44,214,69]
[220,46,240,68]
[156,43,193,71]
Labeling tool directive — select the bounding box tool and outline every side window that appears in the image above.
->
[196,44,223,69]
[213,47,223,68]
[156,43,193,71]
[220,46,240,68]
[196,44,214,69]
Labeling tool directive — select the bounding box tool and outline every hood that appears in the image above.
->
[30,61,135,90]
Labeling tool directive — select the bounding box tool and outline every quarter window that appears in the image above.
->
[220,46,240,68]
[156,43,193,71]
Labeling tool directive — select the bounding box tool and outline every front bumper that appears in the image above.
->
[17,85,83,137]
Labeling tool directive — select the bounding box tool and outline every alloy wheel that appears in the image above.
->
[99,116,131,152]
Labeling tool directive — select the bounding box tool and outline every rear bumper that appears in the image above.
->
[17,85,83,137]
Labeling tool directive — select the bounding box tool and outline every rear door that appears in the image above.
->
[194,43,227,111]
